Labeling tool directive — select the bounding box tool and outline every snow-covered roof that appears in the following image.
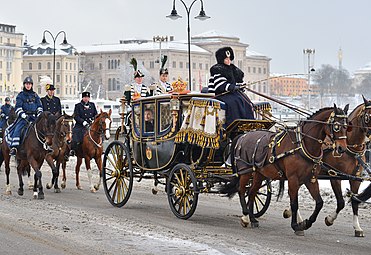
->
[270,73,307,79]
[76,40,210,54]
[246,49,270,60]
[192,30,239,40]
[355,61,371,73]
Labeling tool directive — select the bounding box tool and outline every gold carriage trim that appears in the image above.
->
[175,98,225,149]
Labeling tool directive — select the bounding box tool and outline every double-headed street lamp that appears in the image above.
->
[40,30,69,87]
[153,35,168,65]
[167,0,210,90]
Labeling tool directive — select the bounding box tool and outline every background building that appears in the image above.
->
[77,30,271,101]
[0,23,23,104]
[23,43,78,99]
[269,74,308,96]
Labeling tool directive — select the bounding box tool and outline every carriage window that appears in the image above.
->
[143,103,155,134]
[159,102,171,133]
[133,104,141,136]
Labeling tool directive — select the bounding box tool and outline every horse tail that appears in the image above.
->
[277,179,285,202]
[218,176,240,199]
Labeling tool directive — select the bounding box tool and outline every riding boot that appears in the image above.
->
[69,141,77,157]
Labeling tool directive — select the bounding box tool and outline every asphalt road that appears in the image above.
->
[0,158,370,255]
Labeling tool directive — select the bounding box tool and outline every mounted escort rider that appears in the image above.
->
[208,46,255,127]
[40,76,62,115]
[0,97,14,142]
[69,91,98,156]
[7,77,43,156]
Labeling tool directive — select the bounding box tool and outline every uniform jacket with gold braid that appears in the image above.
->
[41,95,62,115]
[124,84,153,104]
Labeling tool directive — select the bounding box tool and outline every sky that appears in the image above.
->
[2,0,371,75]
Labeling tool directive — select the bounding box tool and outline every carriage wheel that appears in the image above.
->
[103,141,133,207]
[245,178,272,218]
[167,163,199,220]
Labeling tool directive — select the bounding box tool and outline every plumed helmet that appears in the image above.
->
[23,76,33,85]
[5,97,10,102]
[215,47,234,64]
[134,70,145,78]
[46,84,56,91]
[159,55,169,75]
[130,57,145,78]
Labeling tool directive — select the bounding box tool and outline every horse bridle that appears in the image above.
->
[326,111,348,141]
[34,121,54,151]
[88,114,111,148]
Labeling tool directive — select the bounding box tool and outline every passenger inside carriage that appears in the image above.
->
[208,46,255,128]
[144,108,154,132]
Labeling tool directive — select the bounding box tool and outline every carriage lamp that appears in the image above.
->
[170,97,180,111]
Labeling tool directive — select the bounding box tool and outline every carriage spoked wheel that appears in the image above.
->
[245,178,272,218]
[102,141,133,207]
[167,163,199,220]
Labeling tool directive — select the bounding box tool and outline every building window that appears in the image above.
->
[186,62,189,68]
[248,67,251,73]
[56,88,60,94]
[70,75,72,83]
[192,63,196,69]
[258,67,261,74]
[70,88,72,94]
[179,62,183,68]
[263,68,266,74]
[118,60,120,67]
[253,67,256,73]
[74,63,76,70]
[57,75,60,82]
[108,60,111,69]
[113,78,116,90]
[114,60,117,69]
[70,63,72,70]
[99,63,102,70]
[38,62,42,70]
[29,63,32,70]
[108,78,112,91]
[199,63,202,70]
[150,61,154,69]
[172,61,176,68]
[65,88,68,95]
[47,62,51,70]
[57,62,60,70]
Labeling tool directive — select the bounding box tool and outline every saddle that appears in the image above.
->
[234,130,276,174]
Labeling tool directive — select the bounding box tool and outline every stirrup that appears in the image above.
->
[9,148,17,156]
[69,150,76,157]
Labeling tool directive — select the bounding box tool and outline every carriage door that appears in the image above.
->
[141,102,157,169]
[156,100,174,169]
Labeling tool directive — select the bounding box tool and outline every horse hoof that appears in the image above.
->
[94,185,100,191]
[152,188,158,195]
[54,188,61,193]
[90,188,97,193]
[33,192,38,199]
[283,209,292,218]
[5,190,12,195]
[355,230,364,237]
[28,185,33,190]
[17,190,23,196]
[325,216,333,226]
[77,185,83,190]
[295,230,305,236]
[240,217,249,228]
[38,193,45,200]
[46,183,52,189]
[250,222,259,228]
[61,183,66,189]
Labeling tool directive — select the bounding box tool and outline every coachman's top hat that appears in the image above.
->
[159,55,169,75]
[215,47,235,64]
[82,91,90,98]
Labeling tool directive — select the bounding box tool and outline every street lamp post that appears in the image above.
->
[303,48,315,110]
[153,36,168,66]
[167,0,210,91]
[40,30,69,87]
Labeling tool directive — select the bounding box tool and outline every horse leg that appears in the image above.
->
[248,173,264,228]
[239,175,250,227]
[350,180,364,237]
[93,156,103,191]
[84,157,96,193]
[30,159,44,199]
[45,154,57,190]
[4,151,12,195]
[75,156,83,189]
[53,161,61,193]
[16,163,24,196]
[287,178,305,235]
[325,179,344,226]
[302,180,323,231]
[61,160,67,189]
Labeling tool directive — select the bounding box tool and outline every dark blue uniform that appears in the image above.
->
[72,101,98,143]
[5,90,43,148]
[41,95,62,115]
[0,103,14,130]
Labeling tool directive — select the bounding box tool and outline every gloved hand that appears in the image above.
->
[0,113,5,118]
[20,113,27,119]
[83,121,90,127]
[232,84,241,91]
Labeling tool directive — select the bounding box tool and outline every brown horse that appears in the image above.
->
[0,111,56,199]
[282,96,371,237]
[45,113,74,192]
[75,109,112,192]
[219,105,349,235]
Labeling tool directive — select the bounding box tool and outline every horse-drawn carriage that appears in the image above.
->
[102,92,274,219]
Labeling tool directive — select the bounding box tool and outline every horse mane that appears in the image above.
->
[306,107,334,120]
[348,102,364,120]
